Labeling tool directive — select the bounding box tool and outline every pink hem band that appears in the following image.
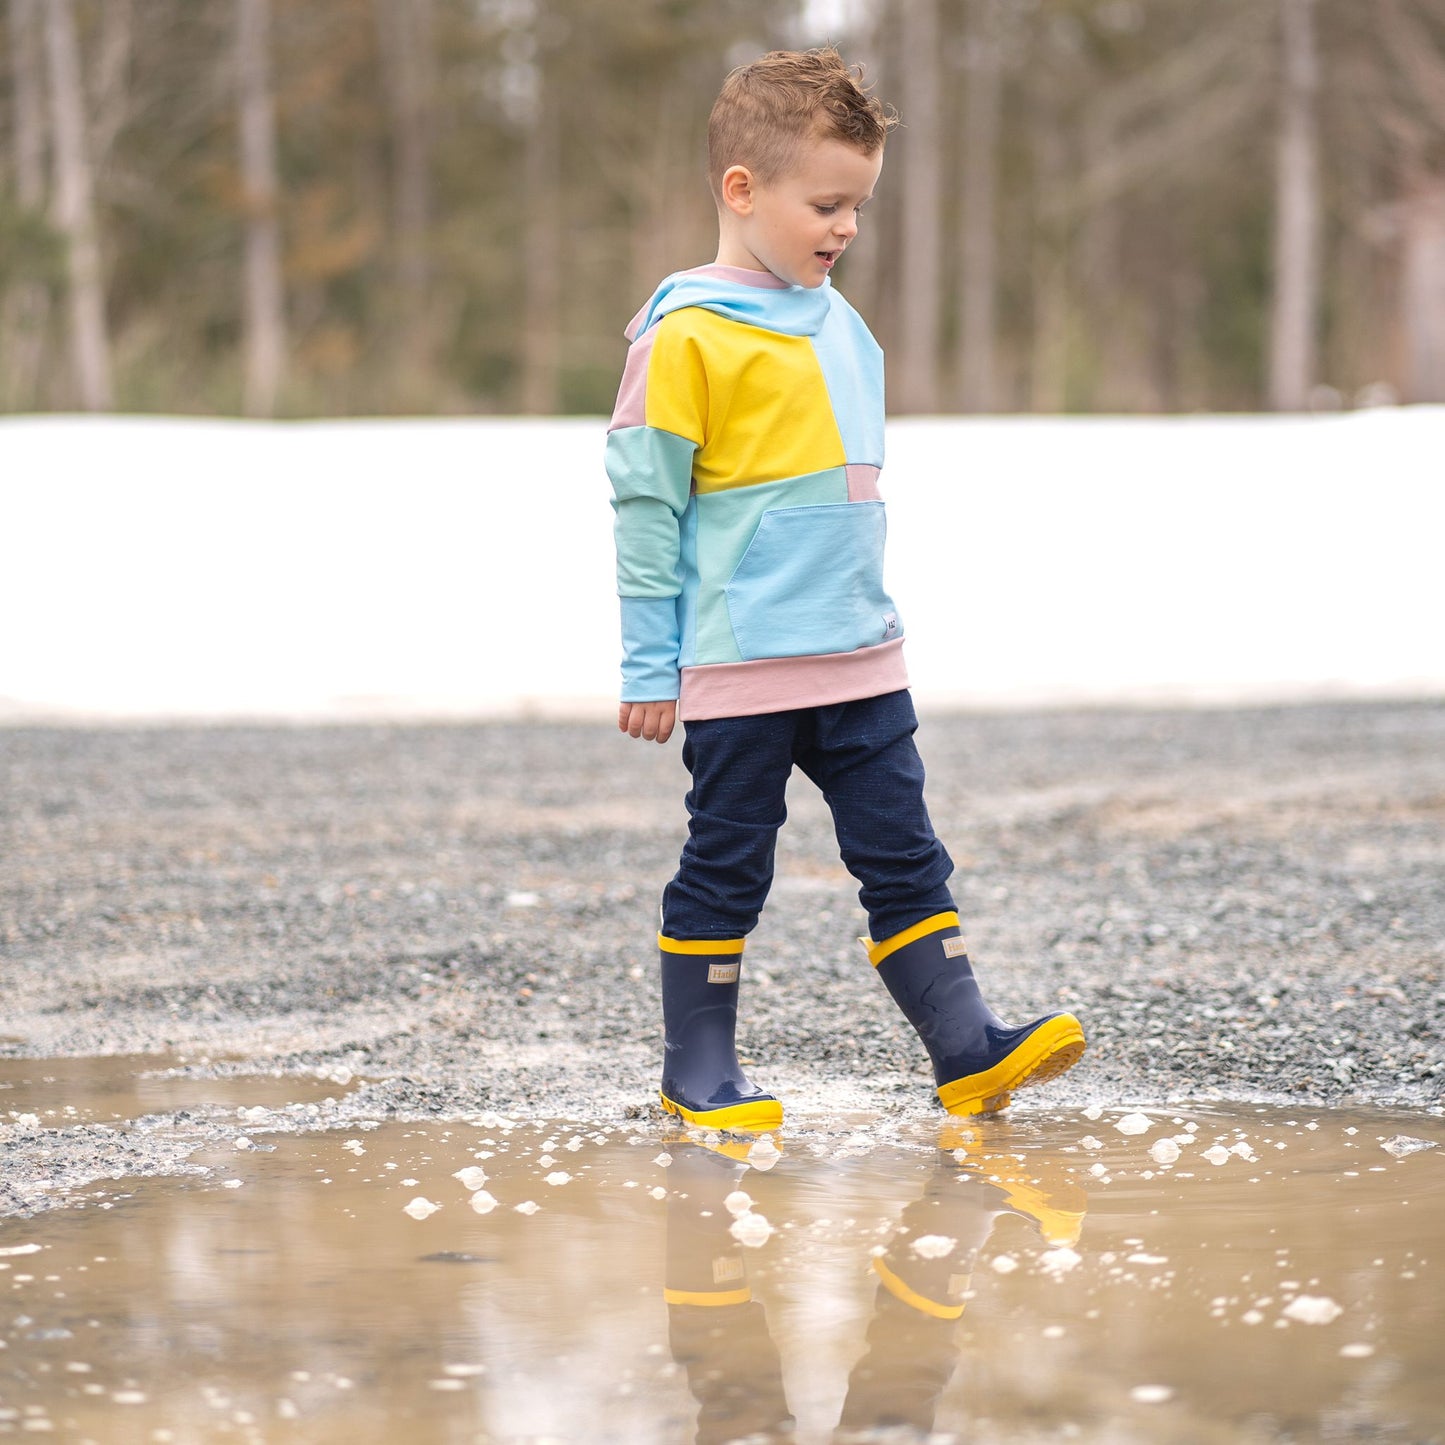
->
[679,639,909,720]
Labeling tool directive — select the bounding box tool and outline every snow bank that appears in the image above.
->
[1,409,1440,719]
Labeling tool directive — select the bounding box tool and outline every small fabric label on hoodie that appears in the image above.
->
[707,962,740,984]
[883,612,899,639]
[942,936,970,959]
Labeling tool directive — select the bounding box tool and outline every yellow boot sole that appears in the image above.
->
[936,1014,1086,1117]
[659,1091,784,1133]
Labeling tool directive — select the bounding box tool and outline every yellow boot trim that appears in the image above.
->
[659,1091,783,1133]
[936,1014,1087,1117]
[658,934,745,955]
[663,1286,753,1307]
[865,911,961,968]
[871,1257,966,1320]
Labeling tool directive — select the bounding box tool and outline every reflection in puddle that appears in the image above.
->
[1,1096,1442,1443]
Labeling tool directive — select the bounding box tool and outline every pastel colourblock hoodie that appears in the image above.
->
[606,263,907,720]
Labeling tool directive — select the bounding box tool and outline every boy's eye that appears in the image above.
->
[815,204,838,215]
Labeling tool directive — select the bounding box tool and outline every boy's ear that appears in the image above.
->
[720,164,756,216]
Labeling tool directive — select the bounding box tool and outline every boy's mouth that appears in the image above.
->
[816,249,840,269]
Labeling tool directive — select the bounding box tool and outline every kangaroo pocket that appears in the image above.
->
[725,502,902,662]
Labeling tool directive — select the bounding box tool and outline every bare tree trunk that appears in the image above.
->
[372,0,435,389]
[894,0,942,412]
[1400,180,1445,402]
[87,0,134,171]
[43,0,112,411]
[1030,90,1069,413]
[957,0,1001,412]
[3,0,50,409]
[519,84,560,413]
[236,0,286,417]
[1268,0,1321,411]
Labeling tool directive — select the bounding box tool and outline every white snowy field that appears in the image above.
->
[0,409,1440,721]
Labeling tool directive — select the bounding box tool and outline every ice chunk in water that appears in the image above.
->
[0,1245,41,1258]
[1380,1135,1438,1159]
[724,1190,753,1217]
[469,1191,497,1214]
[514,1200,540,1215]
[653,1153,672,1167]
[1080,1136,1104,1151]
[1115,1113,1151,1136]
[1130,1385,1173,1404]
[1082,1104,1104,1120]
[1039,1247,1083,1277]
[544,1172,571,1186]
[453,1167,488,1192]
[1282,1294,1343,1325]
[403,1197,440,1220]
[1149,1139,1181,1165]
[730,1211,773,1247]
[1339,1342,1375,1358]
[910,1234,956,1260]
[990,1255,1019,1274]
[748,1135,781,1170]
[1202,1146,1231,1166]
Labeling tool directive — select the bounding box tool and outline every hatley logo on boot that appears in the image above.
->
[943,936,970,959]
[707,962,740,984]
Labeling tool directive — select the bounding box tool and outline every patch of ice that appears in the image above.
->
[428,1379,465,1392]
[342,1140,365,1155]
[1381,1135,1438,1159]
[910,1234,956,1260]
[545,1172,571,1186]
[1128,1254,1168,1265]
[1230,1141,1258,1161]
[653,1153,672,1167]
[990,1255,1019,1274]
[1282,1294,1343,1325]
[403,1197,440,1220]
[1202,1146,1231,1166]
[1130,1385,1173,1405]
[1082,1104,1104,1120]
[1115,1112,1152,1136]
[0,1245,41,1258]
[514,1200,540,1215]
[1089,1162,1108,1178]
[1339,1342,1375,1358]
[468,1191,497,1214]
[649,1186,667,1201]
[730,1211,773,1248]
[222,1179,244,1190]
[1080,1136,1104,1151]
[1149,1139,1181,1165]
[1241,1310,1265,1325]
[723,1190,753,1217]
[453,1167,488,1192]
[233,1137,254,1151]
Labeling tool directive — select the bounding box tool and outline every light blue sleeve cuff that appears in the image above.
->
[619,595,681,701]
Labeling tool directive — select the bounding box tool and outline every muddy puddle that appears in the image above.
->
[1,1064,1442,1444]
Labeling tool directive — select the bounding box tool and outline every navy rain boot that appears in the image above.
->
[868,912,1085,1116]
[658,935,784,1132]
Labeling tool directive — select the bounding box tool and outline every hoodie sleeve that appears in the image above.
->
[605,314,705,702]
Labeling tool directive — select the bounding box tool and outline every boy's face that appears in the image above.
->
[718,136,883,289]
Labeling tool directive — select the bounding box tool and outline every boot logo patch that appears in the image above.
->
[707,962,740,984]
[942,936,970,959]
[712,1255,745,1283]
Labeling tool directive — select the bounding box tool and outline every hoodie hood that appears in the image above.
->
[625,263,833,342]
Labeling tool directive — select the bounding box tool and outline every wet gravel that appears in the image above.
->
[2,700,1443,1217]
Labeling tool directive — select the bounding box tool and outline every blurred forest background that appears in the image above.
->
[2,0,1444,418]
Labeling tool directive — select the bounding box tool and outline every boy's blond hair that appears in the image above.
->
[707,46,897,202]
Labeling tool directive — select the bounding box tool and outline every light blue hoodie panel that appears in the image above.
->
[627,270,832,340]
[811,291,886,467]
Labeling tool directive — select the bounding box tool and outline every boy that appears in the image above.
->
[606,47,1084,1131]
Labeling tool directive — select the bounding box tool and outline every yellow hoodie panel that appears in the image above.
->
[645,308,846,495]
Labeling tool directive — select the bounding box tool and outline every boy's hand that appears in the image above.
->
[618,700,677,744]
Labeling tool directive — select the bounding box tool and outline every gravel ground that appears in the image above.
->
[2,700,1442,1218]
